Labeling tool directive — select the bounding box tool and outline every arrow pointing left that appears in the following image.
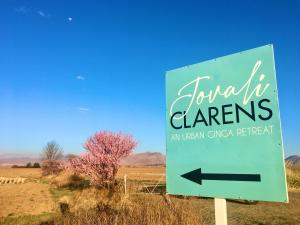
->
[181,168,261,185]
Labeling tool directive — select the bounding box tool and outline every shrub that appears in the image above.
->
[33,162,41,168]
[49,192,204,225]
[41,160,64,176]
[12,162,41,168]
[51,172,88,189]
[286,168,300,189]
[69,131,137,186]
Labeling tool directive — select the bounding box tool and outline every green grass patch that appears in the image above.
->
[0,212,54,225]
[49,187,75,200]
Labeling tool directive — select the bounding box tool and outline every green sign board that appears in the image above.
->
[166,45,288,202]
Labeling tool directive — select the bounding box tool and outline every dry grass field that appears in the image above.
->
[0,166,299,225]
[0,167,54,218]
[0,167,41,179]
[0,183,54,217]
[117,166,165,181]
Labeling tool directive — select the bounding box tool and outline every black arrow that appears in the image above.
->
[181,168,261,185]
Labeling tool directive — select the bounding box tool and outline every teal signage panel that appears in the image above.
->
[166,45,288,202]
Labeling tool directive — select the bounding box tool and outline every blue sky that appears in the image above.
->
[0,0,299,156]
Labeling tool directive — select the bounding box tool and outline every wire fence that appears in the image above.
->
[122,173,166,195]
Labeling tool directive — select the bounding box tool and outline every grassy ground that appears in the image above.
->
[0,167,41,179]
[0,182,54,217]
[0,166,300,225]
[117,166,165,181]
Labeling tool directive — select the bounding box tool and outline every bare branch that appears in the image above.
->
[41,141,63,160]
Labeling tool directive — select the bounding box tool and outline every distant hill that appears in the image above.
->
[0,154,40,166]
[0,152,166,167]
[2,153,298,168]
[121,152,165,166]
[285,155,300,170]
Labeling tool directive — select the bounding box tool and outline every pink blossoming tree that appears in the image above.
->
[69,131,137,186]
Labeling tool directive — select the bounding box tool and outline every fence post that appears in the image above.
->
[124,174,127,195]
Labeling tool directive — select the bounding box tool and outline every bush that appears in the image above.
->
[48,191,204,225]
[41,160,64,176]
[33,162,41,168]
[286,168,300,189]
[51,172,88,189]
[11,162,41,168]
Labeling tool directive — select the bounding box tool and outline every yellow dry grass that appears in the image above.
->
[53,191,205,225]
[0,182,54,217]
[0,166,300,225]
[0,167,41,179]
[0,166,165,181]
[117,166,165,181]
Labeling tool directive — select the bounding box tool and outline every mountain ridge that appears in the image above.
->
[285,155,300,169]
[0,152,166,166]
[1,153,298,168]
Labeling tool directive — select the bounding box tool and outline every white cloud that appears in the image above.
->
[78,107,89,112]
[15,7,51,18]
[15,6,30,14]
[37,10,50,18]
[68,17,73,21]
[38,11,45,17]
[76,75,85,80]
